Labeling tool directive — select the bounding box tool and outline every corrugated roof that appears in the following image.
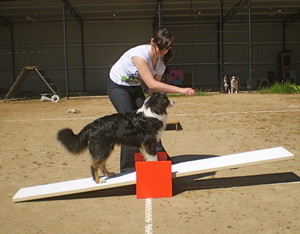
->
[0,0,299,25]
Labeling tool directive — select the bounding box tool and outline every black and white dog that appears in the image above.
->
[57,92,174,183]
[223,74,231,93]
[230,75,239,93]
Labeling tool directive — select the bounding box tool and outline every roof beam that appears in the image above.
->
[223,0,248,24]
[62,0,82,24]
[284,11,300,26]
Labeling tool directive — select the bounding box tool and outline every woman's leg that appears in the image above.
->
[108,79,138,114]
[108,79,145,172]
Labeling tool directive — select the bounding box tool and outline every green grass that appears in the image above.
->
[167,89,210,97]
[258,81,300,94]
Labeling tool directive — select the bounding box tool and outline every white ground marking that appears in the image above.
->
[2,109,299,122]
[145,198,153,234]
[173,109,300,116]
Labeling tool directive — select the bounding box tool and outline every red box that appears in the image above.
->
[136,160,172,199]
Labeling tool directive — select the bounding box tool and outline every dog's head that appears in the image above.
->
[223,74,230,85]
[145,92,174,114]
[137,92,174,118]
[231,75,238,83]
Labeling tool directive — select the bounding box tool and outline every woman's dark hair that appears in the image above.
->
[152,27,174,65]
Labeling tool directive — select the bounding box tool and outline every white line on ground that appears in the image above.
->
[1,109,299,122]
[145,198,153,234]
[173,109,300,116]
[2,116,98,122]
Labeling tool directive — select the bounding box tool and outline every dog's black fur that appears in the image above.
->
[223,74,231,93]
[57,92,174,183]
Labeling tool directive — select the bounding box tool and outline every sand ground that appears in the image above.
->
[0,93,299,234]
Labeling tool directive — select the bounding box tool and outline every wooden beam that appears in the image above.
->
[12,147,294,202]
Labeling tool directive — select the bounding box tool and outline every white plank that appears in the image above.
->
[13,147,294,202]
[172,146,294,178]
[13,172,137,203]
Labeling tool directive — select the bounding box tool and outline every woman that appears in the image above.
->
[108,27,195,172]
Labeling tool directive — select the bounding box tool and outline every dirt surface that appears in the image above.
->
[0,93,300,234]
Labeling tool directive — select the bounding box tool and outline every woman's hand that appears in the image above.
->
[133,56,196,96]
[180,87,196,96]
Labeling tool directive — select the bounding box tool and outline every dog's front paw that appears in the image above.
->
[147,155,158,161]
[98,177,106,183]
[93,176,106,184]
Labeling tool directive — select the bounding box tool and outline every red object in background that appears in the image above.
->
[165,69,184,86]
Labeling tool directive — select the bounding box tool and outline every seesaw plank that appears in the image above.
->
[13,173,137,203]
[172,146,294,178]
[13,147,294,202]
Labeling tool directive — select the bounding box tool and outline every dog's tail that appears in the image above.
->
[57,124,91,155]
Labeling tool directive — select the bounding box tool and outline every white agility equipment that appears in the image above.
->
[12,147,294,202]
[40,94,60,103]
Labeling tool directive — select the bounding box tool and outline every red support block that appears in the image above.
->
[134,151,168,162]
[135,152,172,199]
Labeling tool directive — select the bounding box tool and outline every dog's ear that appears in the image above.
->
[145,92,170,114]
[149,92,167,100]
[145,92,157,107]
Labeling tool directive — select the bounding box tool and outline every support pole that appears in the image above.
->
[247,0,252,92]
[62,0,85,95]
[80,20,86,93]
[282,22,286,51]
[63,1,69,98]
[219,0,224,92]
[10,22,16,82]
[282,11,300,52]
[0,16,16,83]
[157,0,163,27]
[191,0,195,88]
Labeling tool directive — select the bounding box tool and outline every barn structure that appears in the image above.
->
[0,0,299,98]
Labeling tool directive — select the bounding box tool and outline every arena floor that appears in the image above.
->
[0,92,299,233]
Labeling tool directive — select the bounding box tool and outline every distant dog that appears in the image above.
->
[223,74,231,93]
[230,75,239,93]
[57,92,174,183]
